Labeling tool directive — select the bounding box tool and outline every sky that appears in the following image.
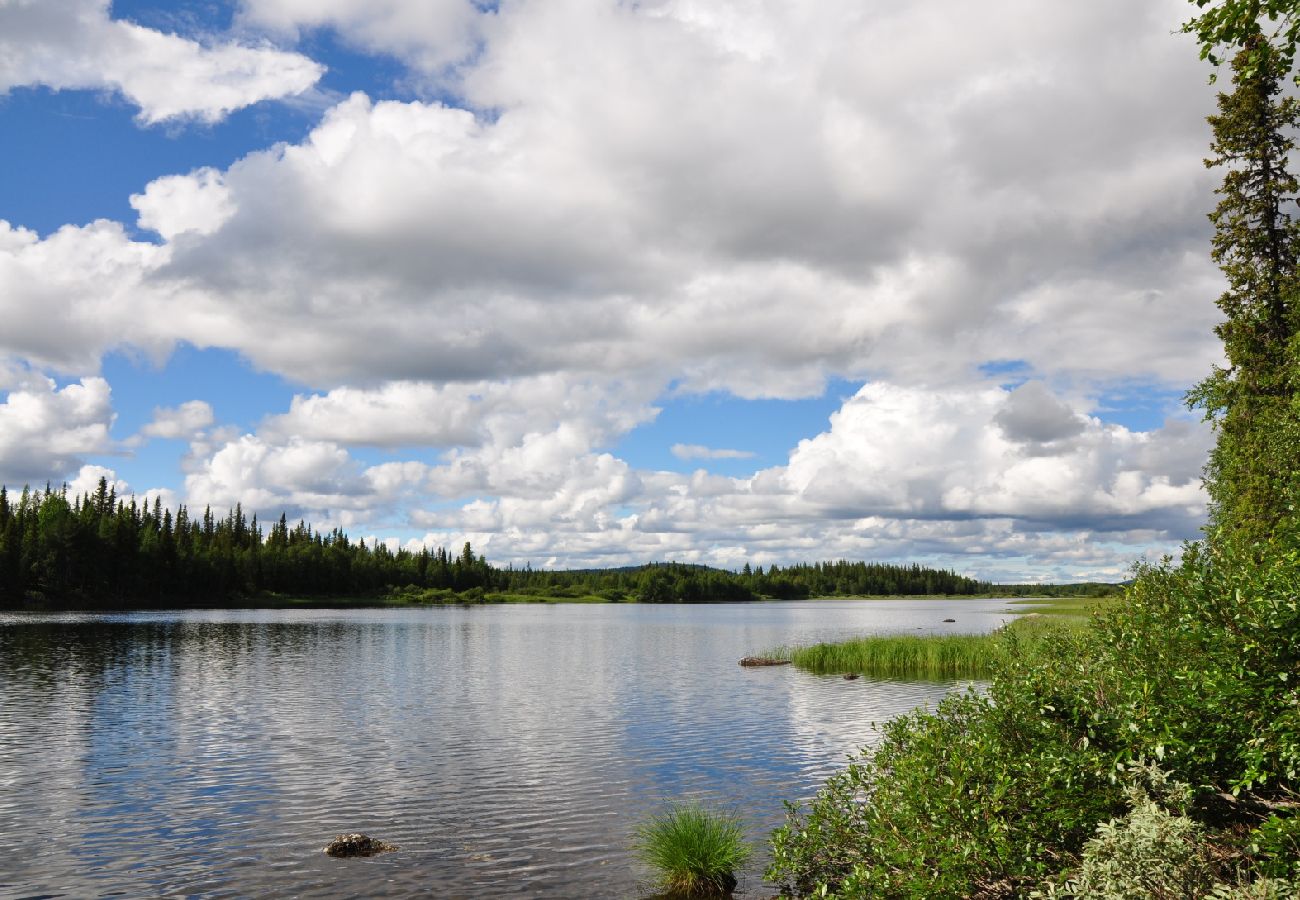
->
[0,0,1229,582]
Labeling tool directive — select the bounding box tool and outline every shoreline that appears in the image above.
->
[1,591,1100,614]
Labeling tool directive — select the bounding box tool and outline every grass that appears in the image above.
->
[774,613,1092,679]
[633,801,751,897]
[1007,594,1115,617]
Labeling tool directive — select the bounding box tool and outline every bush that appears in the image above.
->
[765,544,1300,898]
[767,683,1122,898]
[634,801,751,896]
[1041,767,1219,899]
[1013,539,1300,795]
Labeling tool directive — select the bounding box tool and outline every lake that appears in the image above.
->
[0,599,1024,898]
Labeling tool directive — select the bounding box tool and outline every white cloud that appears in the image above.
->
[140,400,215,441]
[0,221,169,372]
[236,0,482,74]
[65,464,129,500]
[185,435,352,522]
[169,375,1210,581]
[0,0,1232,579]
[6,0,1222,397]
[131,170,236,242]
[0,0,322,124]
[781,382,1209,531]
[0,375,115,486]
[260,376,658,450]
[671,444,755,461]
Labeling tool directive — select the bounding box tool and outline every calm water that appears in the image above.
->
[0,599,1023,898]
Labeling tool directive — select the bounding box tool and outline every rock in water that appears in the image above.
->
[842,673,860,680]
[739,657,791,667]
[323,833,398,857]
[942,618,956,623]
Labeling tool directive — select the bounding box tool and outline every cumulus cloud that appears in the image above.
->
[236,0,483,74]
[170,375,1210,580]
[140,400,215,441]
[0,375,115,486]
[782,382,1209,532]
[0,0,322,124]
[2,0,1222,397]
[130,170,236,242]
[0,219,183,373]
[671,444,756,461]
[88,0,1215,398]
[260,376,658,449]
[65,463,129,499]
[994,381,1086,448]
[185,434,366,520]
[0,0,1231,578]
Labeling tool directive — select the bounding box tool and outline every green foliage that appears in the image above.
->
[765,542,1300,898]
[1040,768,1300,899]
[633,801,751,896]
[1021,542,1300,794]
[1185,1,1300,76]
[0,482,499,606]
[0,486,1052,607]
[1208,878,1300,899]
[1250,814,1300,880]
[636,563,757,603]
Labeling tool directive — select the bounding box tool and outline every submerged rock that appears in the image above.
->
[323,833,398,857]
[739,656,791,667]
[842,673,860,680]
[942,618,956,623]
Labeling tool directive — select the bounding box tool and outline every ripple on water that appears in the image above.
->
[0,600,1013,898]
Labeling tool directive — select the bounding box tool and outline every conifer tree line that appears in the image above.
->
[0,479,496,605]
[0,479,1007,607]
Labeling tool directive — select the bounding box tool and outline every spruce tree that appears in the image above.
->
[1189,32,1300,543]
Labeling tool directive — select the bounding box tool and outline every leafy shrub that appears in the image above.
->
[1041,768,1219,899]
[1248,815,1300,881]
[767,682,1122,898]
[1206,876,1300,898]
[634,801,751,896]
[765,542,1300,897]
[1012,540,1300,795]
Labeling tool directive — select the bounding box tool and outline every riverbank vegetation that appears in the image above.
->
[766,11,1300,895]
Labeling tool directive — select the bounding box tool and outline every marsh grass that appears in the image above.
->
[776,615,1084,679]
[634,802,751,897]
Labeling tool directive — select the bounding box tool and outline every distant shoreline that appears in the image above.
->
[2,591,1112,614]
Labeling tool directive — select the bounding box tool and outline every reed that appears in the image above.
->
[778,615,1078,679]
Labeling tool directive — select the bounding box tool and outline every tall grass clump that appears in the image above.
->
[781,615,1075,679]
[787,632,1001,678]
[634,801,751,896]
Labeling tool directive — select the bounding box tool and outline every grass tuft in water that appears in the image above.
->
[634,801,751,897]
[776,615,1084,679]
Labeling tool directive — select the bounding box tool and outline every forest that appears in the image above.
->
[0,479,1029,608]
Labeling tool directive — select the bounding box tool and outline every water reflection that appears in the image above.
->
[0,600,1016,898]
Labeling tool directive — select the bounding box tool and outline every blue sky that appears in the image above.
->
[0,0,1222,581]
